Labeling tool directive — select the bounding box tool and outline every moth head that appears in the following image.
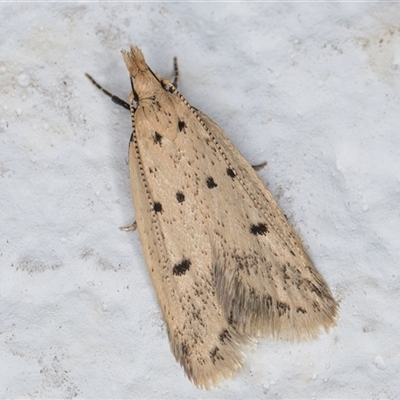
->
[121,45,148,78]
[122,45,164,102]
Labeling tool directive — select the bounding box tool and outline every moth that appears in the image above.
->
[86,46,338,389]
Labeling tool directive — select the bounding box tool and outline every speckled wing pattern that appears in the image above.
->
[122,46,338,389]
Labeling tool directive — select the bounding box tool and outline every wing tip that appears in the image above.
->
[170,324,254,390]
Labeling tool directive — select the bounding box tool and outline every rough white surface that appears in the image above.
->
[1,3,399,399]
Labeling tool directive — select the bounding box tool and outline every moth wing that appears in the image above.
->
[193,109,338,339]
[128,108,251,389]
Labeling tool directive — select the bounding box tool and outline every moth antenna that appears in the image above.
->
[173,56,179,88]
[85,73,130,110]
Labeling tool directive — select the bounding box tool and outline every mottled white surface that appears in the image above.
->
[1,3,399,399]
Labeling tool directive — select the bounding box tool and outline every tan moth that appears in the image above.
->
[86,46,338,389]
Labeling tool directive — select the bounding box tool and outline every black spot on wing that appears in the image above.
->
[250,223,268,235]
[178,119,186,132]
[227,310,236,326]
[153,202,163,213]
[312,301,321,312]
[206,176,218,189]
[153,132,163,146]
[176,191,185,203]
[264,295,273,309]
[181,341,189,356]
[277,301,290,317]
[226,168,236,178]
[209,346,223,365]
[173,259,191,276]
[219,329,231,344]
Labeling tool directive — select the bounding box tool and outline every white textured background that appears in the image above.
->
[1,3,399,399]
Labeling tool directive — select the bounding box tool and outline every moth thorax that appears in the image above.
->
[134,74,164,100]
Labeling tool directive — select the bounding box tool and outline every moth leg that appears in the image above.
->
[119,221,137,232]
[85,73,130,110]
[252,161,267,171]
[161,57,179,92]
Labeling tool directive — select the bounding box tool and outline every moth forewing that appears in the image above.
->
[88,45,338,389]
[123,46,252,389]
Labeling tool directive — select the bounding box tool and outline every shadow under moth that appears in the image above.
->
[86,46,338,389]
